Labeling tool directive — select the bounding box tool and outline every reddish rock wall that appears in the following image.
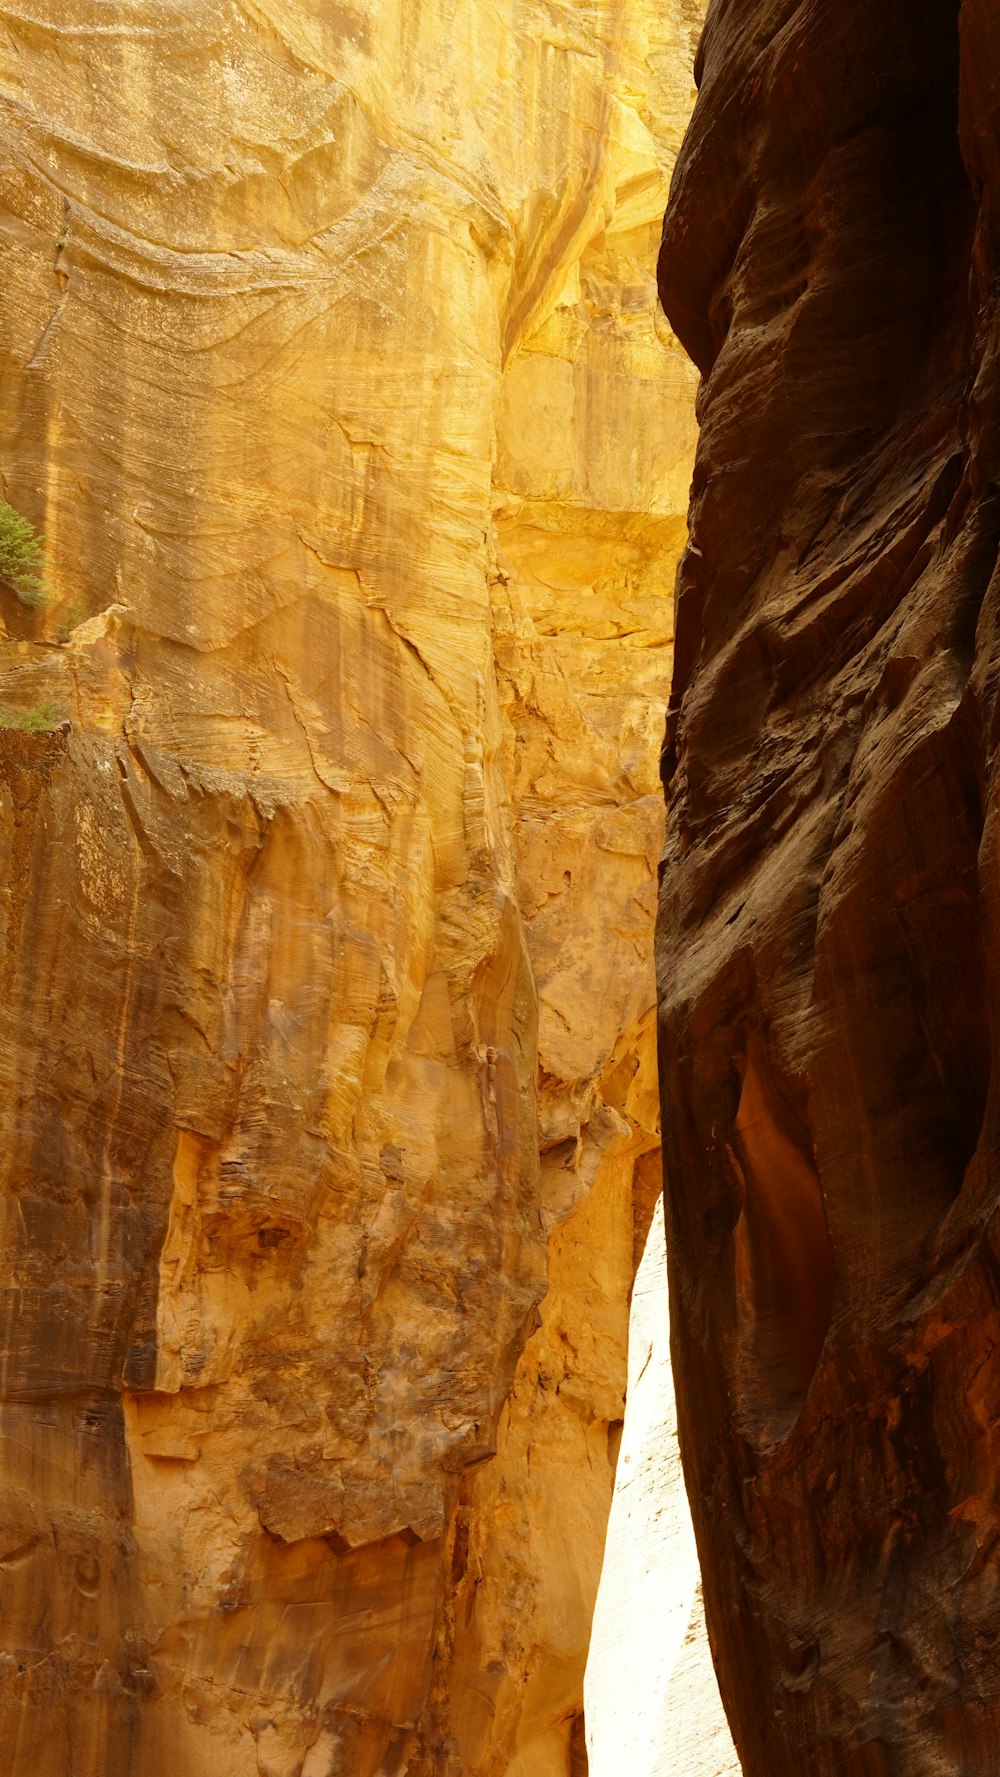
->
[657,3,1000,1773]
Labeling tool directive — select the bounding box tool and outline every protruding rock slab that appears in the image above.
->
[657,2,1000,1773]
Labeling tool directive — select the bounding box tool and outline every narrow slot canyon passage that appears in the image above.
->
[585,1197,740,1777]
[0,0,739,1773]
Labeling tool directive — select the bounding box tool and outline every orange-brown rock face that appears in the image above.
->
[0,2,708,1772]
[658,3,1000,1773]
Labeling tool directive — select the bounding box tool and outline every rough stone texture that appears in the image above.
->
[658,2,1000,1773]
[0,2,706,1772]
[585,1197,739,1777]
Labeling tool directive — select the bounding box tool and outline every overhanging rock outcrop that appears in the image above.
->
[658,2,1000,1773]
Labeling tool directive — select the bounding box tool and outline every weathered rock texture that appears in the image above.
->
[658,2,1000,1773]
[0,2,707,1772]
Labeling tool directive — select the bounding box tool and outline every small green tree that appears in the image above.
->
[0,500,52,606]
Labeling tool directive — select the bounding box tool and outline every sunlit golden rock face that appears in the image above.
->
[0,1,709,1771]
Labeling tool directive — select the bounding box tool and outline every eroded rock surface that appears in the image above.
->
[0,1,706,1771]
[658,3,1000,1773]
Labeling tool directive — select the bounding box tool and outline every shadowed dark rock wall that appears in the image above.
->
[657,2,1000,1772]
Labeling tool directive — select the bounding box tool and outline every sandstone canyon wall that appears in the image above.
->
[0,2,720,1773]
[658,2,1000,1773]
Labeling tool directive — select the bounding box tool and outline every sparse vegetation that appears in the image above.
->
[56,600,83,644]
[0,499,53,607]
[0,700,65,733]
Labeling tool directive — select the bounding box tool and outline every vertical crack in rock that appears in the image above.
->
[585,1198,741,1777]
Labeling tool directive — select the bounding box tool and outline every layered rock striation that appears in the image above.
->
[0,1,710,1772]
[658,2,1000,1773]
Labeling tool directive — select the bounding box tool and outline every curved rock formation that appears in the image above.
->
[0,1,708,1771]
[658,2,1000,1773]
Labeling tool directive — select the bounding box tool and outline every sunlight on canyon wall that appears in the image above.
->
[0,0,731,1770]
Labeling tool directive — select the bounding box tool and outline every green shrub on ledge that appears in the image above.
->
[0,700,65,733]
[0,499,52,607]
